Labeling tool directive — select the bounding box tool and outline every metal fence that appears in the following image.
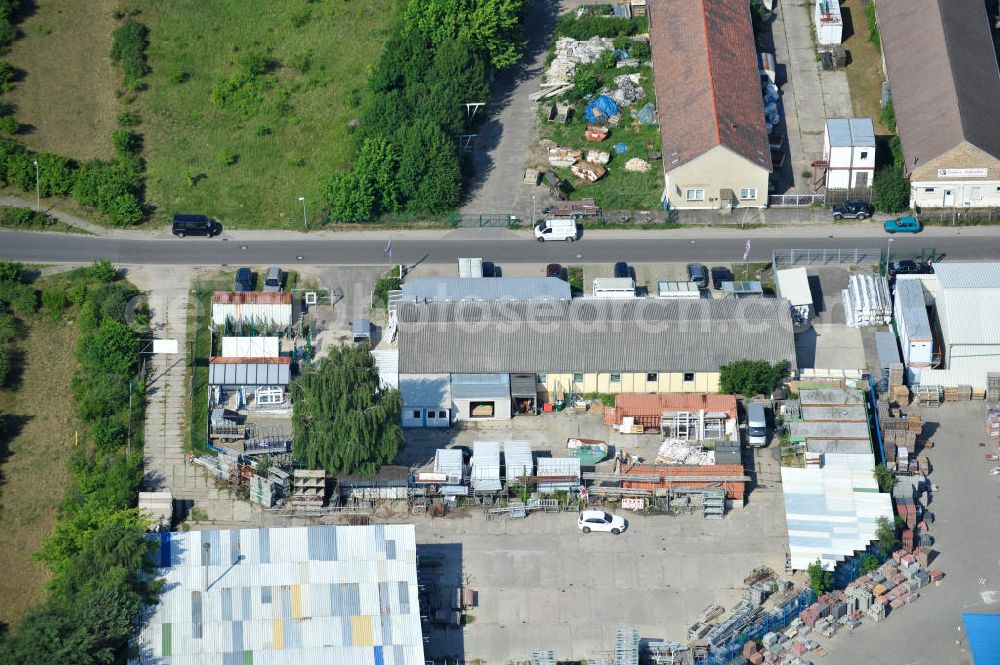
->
[825,187,873,206]
[458,212,515,227]
[702,589,817,664]
[772,247,882,269]
[768,194,825,207]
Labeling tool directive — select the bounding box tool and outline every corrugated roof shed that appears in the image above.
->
[876,0,1000,167]
[536,457,581,492]
[433,449,463,483]
[208,357,291,386]
[933,263,1000,347]
[607,393,737,423]
[504,440,533,482]
[221,336,280,358]
[471,441,501,492]
[826,118,875,148]
[798,388,865,406]
[620,463,746,500]
[213,291,293,305]
[401,277,571,302]
[396,299,795,374]
[781,454,894,571]
[131,525,425,665]
[649,0,771,172]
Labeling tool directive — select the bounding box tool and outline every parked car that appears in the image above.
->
[262,266,283,292]
[687,263,708,289]
[546,263,563,279]
[578,510,627,535]
[711,266,733,290]
[614,261,630,279]
[889,260,934,276]
[482,261,497,278]
[172,213,221,238]
[234,268,253,292]
[884,216,922,233]
[351,319,372,344]
[534,218,578,242]
[832,200,874,220]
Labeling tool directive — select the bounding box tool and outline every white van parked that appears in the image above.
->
[747,402,768,447]
[534,218,579,242]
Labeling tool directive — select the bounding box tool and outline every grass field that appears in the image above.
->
[138,0,396,229]
[3,0,119,160]
[0,307,80,629]
[841,0,890,135]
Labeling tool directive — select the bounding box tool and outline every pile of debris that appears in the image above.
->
[546,36,614,85]
[608,73,646,107]
[586,149,610,165]
[624,157,650,172]
[655,439,715,465]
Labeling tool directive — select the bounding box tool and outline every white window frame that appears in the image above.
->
[685,189,705,201]
[739,188,758,200]
[610,372,621,384]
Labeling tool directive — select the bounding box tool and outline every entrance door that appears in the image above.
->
[943,189,955,206]
[855,172,869,188]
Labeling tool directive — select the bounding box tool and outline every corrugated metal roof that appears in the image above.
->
[399,374,450,408]
[933,262,1000,289]
[918,361,1000,390]
[798,388,865,406]
[504,440,533,481]
[450,382,510,400]
[611,393,737,420]
[620,463,746,499]
[208,359,290,386]
[131,525,425,665]
[396,299,796,374]
[782,454,894,571]
[826,118,875,148]
[775,268,812,307]
[471,441,501,491]
[434,449,463,482]
[874,331,900,369]
[536,457,581,478]
[400,277,571,302]
[372,349,399,390]
[510,373,537,398]
[213,291,293,305]
[895,279,932,340]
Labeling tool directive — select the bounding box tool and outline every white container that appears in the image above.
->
[458,257,483,278]
[814,0,843,45]
[592,277,636,298]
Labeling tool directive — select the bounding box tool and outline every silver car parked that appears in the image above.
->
[263,267,283,292]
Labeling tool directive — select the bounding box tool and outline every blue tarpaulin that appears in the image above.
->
[963,614,1000,665]
[613,142,629,154]
[584,95,619,123]
[635,102,656,125]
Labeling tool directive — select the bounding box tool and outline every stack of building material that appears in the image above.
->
[249,474,273,507]
[656,440,715,465]
[843,274,892,326]
[586,149,610,164]
[988,404,1000,447]
[548,147,582,167]
[698,603,725,623]
[705,602,758,646]
[917,385,943,407]
[608,73,646,107]
[570,160,606,182]
[546,36,614,85]
[290,469,325,506]
[988,373,1000,402]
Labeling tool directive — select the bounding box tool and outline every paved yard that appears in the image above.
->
[793,267,867,370]
[814,402,1000,665]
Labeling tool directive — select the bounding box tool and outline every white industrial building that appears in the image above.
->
[907,263,1000,389]
[822,118,875,190]
[131,524,426,665]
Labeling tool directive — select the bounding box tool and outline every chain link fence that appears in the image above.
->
[772,247,882,269]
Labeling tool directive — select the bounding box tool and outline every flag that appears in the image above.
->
[743,238,751,262]
[384,239,392,261]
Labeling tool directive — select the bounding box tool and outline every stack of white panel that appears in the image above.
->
[843,274,892,327]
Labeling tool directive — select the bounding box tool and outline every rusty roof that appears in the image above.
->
[209,356,291,364]
[649,0,771,172]
[212,291,293,305]
[612,393,738,419]
[877,0,1000,167]
[619,463,746,499]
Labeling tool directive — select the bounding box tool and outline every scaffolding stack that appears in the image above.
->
[613,627,640,665]
[843,274,892,327]
[988,373,1000,403]
[290,469,325,507]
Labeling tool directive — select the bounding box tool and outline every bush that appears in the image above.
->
[874,464,895,493]
[573,66,601,98]
[879,99,896,134]
[215,147,238,166]
[555,13,646,40]
[0,346,9,387]
[0,207,57,230]
[629,39,650,60]
[719,360,789,397]
[238,47,273,76]
[111,129,139,156]
[598,49,616,70]
[110,20,150,83]
[874,516,899,557]
[117,109,139,127]
[865,2,880,52]
[88,258,118,284]
[0,60,15,92]
[0,260,22,284]
[872,166,909,213]
[807,559,834,596]
[0,113,17,134]
[372,271,402,308]
[37,152,77,196]
[42,288,69,318]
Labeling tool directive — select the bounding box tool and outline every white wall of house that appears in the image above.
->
[452,397,512,422]
[663,146,770,210]
[823,126,875,190]
[910,179,1000,209]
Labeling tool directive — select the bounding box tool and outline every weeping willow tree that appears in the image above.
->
[291,345,402,475]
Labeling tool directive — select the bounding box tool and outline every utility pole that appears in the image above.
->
[33,159,39,212]
[298,196,308,230]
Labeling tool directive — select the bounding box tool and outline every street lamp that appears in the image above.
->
[885,237,894,276]
[298,196,308,230]
[32,159,39,212]
[531,195,536,227]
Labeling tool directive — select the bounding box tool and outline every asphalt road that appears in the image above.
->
[1,229,997,266]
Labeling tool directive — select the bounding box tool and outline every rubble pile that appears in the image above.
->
[547,36,614,85]
[608,73,646,107]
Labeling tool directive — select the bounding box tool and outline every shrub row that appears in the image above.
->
[0,138,144,226]
[555,12,647,40]
[0,206,58,230]
[0,260,155,664]
[0,0,19,52]
[110,19,150,89]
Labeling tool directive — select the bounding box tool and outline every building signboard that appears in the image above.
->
[937,168,988,178]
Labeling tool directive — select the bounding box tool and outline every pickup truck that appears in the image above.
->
[883,215,922,234]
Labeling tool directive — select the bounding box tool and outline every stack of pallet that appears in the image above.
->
[957,385,973,401]
[988,373,1000,403]
[887,363,908,405]
[918,385,942,407]
[944,387,959,402]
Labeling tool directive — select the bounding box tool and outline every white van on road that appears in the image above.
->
[534,218,579,242]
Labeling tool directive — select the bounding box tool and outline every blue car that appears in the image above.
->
[884,216,922,234]
[234,267,253,292]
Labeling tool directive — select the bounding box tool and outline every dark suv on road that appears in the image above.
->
[832,201,873,220]
[172,214,221,237]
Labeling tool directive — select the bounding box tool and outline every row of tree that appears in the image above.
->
[324,0,527,222]
[0,260,156,664]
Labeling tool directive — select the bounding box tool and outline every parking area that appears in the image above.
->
[794,267,868,370]
[809,401,1000,665]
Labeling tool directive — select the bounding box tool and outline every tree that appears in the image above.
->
[719,359,788,397]
[0,260,22,283]
[324,169,377,222]
[874,515,900,558]
[403,0,528,70]
[872,166,909,213]
[873,464,895,493]
[0,60,15,92]
[807,559,834,596]
[0,346,10,387]
[88,258,118,284]
[859,553,879,575]
[292,345,403,475]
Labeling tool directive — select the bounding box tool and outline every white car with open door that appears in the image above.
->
[578,509,627,534]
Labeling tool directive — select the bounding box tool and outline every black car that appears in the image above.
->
[889,260,934,276]
[687,263,708,288]
[172,213,221,237]
[546,263,563,279]
[832,200,874,220]
[234,267,253,292]
[613,261,629,279]
[482,261,497,278]
[711,266,733,290]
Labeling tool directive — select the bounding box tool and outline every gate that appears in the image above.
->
[771,247,882,269]
[458,212,515,228]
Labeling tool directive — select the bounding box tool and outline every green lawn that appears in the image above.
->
[138,0,396,229]
[538,67,664,211]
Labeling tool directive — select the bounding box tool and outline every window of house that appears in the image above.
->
[860,151,869,160]
[537,373,547,384]
[438,411,447,420]
[610,372,621,383]
[573,372,584,383]
[412,410,421,419]
[647,372,658,382]
[739,188,758,200]
[685,189,705,201]
[924,188,935,193]
[683,372,695,382]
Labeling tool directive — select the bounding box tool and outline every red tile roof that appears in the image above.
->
[649,0,771,172]
[209,357,291,364]
[619,462,746,499]
[212,291,293,305]
[605,393,737,424]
